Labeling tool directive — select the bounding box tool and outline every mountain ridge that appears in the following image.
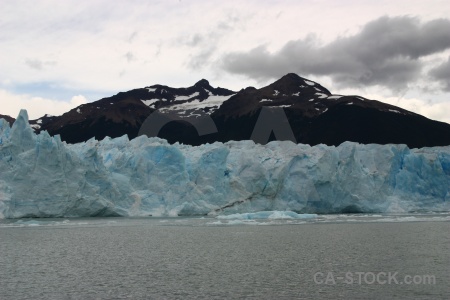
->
[2,73,450,148]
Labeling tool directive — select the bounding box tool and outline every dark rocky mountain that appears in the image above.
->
[3,73,450,148]
[208,74,450,148]
[26,79,235,144]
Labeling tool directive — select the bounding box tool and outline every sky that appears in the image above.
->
[1,0,450,123]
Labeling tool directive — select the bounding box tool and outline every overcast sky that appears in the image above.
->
[1,0,450,123]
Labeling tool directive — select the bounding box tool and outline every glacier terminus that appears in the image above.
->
[0,110,449,218]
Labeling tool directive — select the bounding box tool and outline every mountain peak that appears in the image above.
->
[274,73,314,85]
[282,73,302,80]
[268,73,330,95]
[194,79,210,88]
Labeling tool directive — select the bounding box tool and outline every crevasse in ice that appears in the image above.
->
[0,110,449,218]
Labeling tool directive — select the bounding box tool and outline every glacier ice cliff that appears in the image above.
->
[0,110,449,218]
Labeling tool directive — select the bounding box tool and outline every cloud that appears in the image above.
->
[25,59,57,71]
[127,31,138,43]
[124,51,136,63]
[183,12,248,70]
[429,56,450,91]
[220,16,450,91]
[0,90,87,119]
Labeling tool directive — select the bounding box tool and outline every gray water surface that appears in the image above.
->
[0,215,449,299]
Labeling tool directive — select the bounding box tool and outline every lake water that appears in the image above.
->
[0,213,449,299]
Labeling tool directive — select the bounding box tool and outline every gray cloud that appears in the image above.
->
[189,47,217,70]
[183,12,248,70]
[220,16,450,91]
[128,31,138,43]
[124,51,136,63]
[184,34,203,47]
[429,57,450,91]
[25,58,57,70]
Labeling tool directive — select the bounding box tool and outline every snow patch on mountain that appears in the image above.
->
[315,93,328,99]
[268,105,291,108]
[163,93,235,115]
[141,99,160,107]
[174,92,200,101]
[328,95,343,100]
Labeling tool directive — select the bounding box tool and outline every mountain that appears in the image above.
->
[31,79,235,144]
[3,73,450,148]
[210,74,450,148]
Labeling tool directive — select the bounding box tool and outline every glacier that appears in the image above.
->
[0,110,449,218]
